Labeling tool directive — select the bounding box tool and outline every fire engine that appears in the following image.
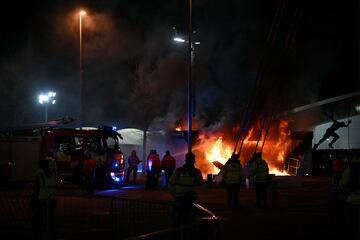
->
[0,125,125,186]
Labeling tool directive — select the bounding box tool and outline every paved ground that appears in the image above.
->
[95,176,356,240]
[1,176,358,240]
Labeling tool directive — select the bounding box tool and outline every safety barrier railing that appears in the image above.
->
[55,194,113,239]
[126,202,221,240]
[0,194,220,240]
[0,195,32,239]
[111,197,174,239]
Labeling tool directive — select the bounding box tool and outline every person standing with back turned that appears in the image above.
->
[223,153,243,209]
[161,150,176,189]
[169,152,203,225]
[249,152,269,208]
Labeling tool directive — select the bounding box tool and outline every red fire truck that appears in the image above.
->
[0,126,125,186]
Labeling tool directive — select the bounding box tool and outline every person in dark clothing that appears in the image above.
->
[161,150,176,188]
[145,150,160,189]
[83,152,96,195]
[125,150,140,183]
[169,152,203,225]
[222,153,243,209]
[249,152,269,208]
[31,156,57,240]
[313,118,351,150]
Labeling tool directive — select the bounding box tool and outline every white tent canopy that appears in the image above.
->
[117,128,144,145]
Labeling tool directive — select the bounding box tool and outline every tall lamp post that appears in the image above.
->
[188,0,193,154]
[173,1,200,153]
[79,10,86,129]
[38,91,56,124]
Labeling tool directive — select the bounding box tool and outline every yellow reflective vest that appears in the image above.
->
[250,158,269,183]
[36,169,57,201]
[169,166,203,198]
[223,160,243,184]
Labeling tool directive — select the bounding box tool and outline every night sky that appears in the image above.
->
[0,0,358,132]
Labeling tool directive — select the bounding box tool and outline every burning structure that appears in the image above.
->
[172,117,312,178]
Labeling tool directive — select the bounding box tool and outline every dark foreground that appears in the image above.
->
[0,176,357,240]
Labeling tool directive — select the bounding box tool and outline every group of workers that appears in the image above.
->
[30,144,360,238]
[124,149,176,189]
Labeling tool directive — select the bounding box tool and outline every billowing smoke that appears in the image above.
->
[0,0,357,133]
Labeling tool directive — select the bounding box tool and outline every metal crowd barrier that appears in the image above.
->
[126,202,221,240]
[0,194,220,240]
[111,197,174,239]
[0,195,32,239]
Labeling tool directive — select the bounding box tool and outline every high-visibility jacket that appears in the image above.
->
[250,158,269,183]
[36,169,57,201]
[161,155,176,169]
[223,160,243,184]
[169,165,202,198]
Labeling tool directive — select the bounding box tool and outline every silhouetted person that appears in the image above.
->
[83,152,96,195]
[31,157,57,239]
[125,150,140,183]
[249,152,269,208]
[313,118,351,150]
[161,150,176,188]
[169,152,203,225]
[222,153,243,209]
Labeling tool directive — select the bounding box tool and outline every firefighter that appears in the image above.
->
[31,156,57,239]
[169,152,203,225]
[161,150,176,188]
[222,153,243,209]
[249,152,269,208]
[83,152,96,195]
[125,150,140,183]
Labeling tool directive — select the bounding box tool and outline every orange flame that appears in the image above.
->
[175,123,182,131]
[204,137,232,174]
[194,119,296,176]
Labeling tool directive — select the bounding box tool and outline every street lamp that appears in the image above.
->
[173,1,200,153]
[79,10,86,129]
[38,91,56,123]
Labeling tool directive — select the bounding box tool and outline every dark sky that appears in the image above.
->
[0,0,358,131]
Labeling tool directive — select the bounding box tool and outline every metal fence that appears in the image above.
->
[0,194,220,240]
[0,195,33,239]
[126,203,221,240]
[111,197,174,239]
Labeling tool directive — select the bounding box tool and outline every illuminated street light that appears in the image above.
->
[174,37,186,43]
[79,9,86,129]
[38,91,56,123]
[355,104,360,113]
[173,1,200,153]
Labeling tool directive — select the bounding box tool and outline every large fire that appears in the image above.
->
[194,119,297,176]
